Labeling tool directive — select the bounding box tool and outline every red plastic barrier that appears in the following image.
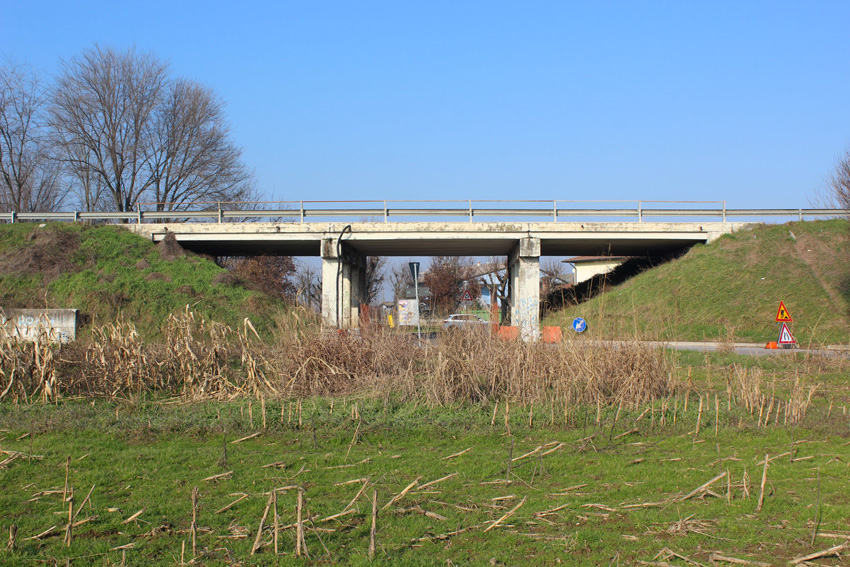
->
[498,326,519,341]
[542,326,563,344]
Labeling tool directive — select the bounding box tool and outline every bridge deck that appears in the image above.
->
[130,221,752,257]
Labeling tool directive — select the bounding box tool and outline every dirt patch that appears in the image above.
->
[212,271,240,287]
[0,227,80,282]
[795,232,850,315]
[135,259,151,270]
[146,272,172,282]
[158,232,186,260]
[104,291,129,309]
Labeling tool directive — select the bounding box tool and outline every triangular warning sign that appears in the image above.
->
[777,322,796,344]
[775,301,792,322]
[460,290,473,301]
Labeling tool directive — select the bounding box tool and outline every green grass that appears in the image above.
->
[1,368,849,567]
[0,223,291,339]
[546,220,850,346]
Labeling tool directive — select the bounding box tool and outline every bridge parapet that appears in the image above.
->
[2,199,848,225]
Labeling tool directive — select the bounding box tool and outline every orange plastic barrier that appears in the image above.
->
[764,341,778,349]
[542,326,563,344]
[498,326,519,341]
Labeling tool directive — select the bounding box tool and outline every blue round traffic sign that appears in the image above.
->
[572,317,587,333]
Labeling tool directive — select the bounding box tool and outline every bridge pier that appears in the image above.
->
[321,238,367,330]
[509,237,541,341]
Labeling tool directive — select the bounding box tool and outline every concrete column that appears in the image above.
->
[509,237,541,341]
[351,255,368,325]
[321,238,366,330]
[341,260,353,328]
[321,238,342,328]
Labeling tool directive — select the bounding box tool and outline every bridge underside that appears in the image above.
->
[131,221,748,339]
[132,221,731,257]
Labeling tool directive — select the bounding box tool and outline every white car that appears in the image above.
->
[441,314,489,330]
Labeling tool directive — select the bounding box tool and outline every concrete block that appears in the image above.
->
[517,237,541,258]
[1,308,80,343]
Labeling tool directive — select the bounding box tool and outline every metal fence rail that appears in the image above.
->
[0,200,848,224]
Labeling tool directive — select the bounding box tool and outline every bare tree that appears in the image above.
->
[50,45,254,214]
[50,46,167,212]
[0,63,63,212]
[389,260,415,301]
[423,256,479,315]
[65,144,108,212]
[294,261,322,311]
[225,255,296,301]
[482,256,509,324]
[148,79,254,212]
[364,256,386,305]
[827,145,850,210]
[541,257,572,294]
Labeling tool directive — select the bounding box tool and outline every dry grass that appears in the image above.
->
[0,308,831,425]
[385,330,675,407]
[727,363,816,425]
[80,316,154,396]
[0,320,58,402]
[0,308,675,407]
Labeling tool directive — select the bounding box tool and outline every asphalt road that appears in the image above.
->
[417,331,848,358]
[647,341,848,357]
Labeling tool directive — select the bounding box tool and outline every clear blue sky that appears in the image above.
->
[3,1,849,208]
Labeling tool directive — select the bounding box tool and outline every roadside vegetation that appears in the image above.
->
[546,220,850,346]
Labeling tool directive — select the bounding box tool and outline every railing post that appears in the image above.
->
[137,205,142,224]
[637,201,642,223]
[469,199,473,222]
[300,201,305,223]
[553,200,557,222]
[218,202,223,223]
[799,208,803,221]
[722,201,727,222]
[73,211,79,222]
[10,211,16,224]
[384,200,388,223]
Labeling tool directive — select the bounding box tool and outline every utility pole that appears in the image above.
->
[409,262,421,340]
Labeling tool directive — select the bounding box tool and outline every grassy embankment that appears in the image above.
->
[1,347,849,566]
[0,222,291,338]
[546,220,850,346]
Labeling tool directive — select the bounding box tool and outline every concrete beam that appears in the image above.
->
[130,221,751,258]
[509,237,541,341]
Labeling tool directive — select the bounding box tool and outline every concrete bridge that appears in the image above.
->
[9,200,839,339]
[130,220,749,340]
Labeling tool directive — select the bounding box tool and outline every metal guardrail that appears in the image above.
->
[0,200,848,224]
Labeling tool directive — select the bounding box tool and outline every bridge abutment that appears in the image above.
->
[509,237,541,341]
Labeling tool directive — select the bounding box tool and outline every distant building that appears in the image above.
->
[563,256,631,285]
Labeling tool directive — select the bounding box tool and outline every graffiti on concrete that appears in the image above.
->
[0,309,80,343]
